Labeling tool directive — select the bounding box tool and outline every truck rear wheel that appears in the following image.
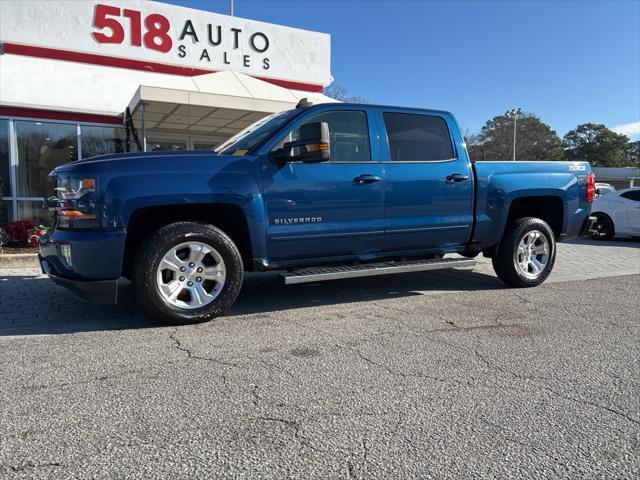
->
[133,222,243,325]
[492,217,556,288]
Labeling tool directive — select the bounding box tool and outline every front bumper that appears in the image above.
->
[40,257,118,305]
[579,215,598,237]
[38,228,126,305]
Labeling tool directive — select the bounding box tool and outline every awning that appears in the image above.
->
[127,71,338,140]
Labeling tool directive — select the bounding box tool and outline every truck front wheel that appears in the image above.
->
[492,217,556,288]
[133,222,243,325]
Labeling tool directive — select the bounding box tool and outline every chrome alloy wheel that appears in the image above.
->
[514,230,550,279]
[156,241,226,310]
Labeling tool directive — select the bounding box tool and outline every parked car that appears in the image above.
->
[590,187,640,240]
[40,102,596,325]
[595,182,616,196]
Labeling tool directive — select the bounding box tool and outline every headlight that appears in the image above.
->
[55,178,96,200]
[53,177,99,229]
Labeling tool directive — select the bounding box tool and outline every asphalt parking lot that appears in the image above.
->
[1,239,639,479]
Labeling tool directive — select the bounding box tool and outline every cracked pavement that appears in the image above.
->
[1,239,639,478]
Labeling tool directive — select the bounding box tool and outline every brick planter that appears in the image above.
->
[0,253,40,270]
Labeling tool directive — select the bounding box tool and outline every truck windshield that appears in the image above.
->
[215,109,302,156]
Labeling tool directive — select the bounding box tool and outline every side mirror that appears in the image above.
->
[275,121,330,163]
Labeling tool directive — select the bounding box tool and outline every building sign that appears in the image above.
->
[0,0,331,89]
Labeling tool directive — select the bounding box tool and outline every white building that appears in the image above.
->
[0,0,334,223]
[592,167,640,189]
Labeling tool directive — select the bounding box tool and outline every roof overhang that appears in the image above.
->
[127,71,338,138]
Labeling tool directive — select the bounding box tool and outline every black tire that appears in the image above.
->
[590,212,615,240]
[133,222,243,325]
[492,217,556,288]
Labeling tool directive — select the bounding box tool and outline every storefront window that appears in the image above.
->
[81,125,127,158]
[0,200,12,225]
[0,119,9,199]
[193,142,218,150]
[16,200,52,225]
[15,121,77,198]
[2,119,130,223]
[147,140,187,151]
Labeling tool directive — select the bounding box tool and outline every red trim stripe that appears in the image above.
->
[253,76,324,93]
[2,42,325,93]
[0,106,122,125]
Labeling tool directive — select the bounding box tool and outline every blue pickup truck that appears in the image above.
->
[40,101,597,325]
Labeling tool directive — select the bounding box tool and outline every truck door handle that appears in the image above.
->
[353,174,382,185]
[446,173,470,183]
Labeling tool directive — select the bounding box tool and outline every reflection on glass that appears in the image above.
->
[15,121,78,197]
[147,140,187,152]
[16,200,52,226]
[0,120,9,199]
[81,125,127,158]
[0,200,12,225]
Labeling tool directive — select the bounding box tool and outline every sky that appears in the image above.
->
[162,0,640,140]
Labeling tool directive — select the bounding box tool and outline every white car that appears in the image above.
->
[595,182,616,196]
[591,187,640,239]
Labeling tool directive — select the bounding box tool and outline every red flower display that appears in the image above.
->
[4,219,39,244]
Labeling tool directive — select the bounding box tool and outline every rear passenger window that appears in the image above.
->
[383,112,454,161]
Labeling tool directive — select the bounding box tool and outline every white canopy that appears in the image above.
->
[127,71,338,138]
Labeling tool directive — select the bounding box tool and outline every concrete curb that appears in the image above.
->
[0,253,40,270]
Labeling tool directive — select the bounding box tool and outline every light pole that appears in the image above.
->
[505,108,522,161]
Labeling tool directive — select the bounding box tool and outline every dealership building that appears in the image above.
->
[0,0,334,223]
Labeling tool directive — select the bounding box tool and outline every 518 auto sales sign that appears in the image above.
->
[0,0,331,89]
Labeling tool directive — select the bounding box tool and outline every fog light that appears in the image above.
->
[61,244,72,267]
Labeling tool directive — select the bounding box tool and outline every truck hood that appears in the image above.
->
[52,150,243,176]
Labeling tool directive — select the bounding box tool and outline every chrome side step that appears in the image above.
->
[279,257,477,285]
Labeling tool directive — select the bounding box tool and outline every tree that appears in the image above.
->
[466,112,564,161]
[324,82,369,104]
[626,141,639,167]
[324,83,348,101]
[562,124,632,167]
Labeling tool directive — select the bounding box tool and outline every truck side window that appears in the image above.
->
[275,111,371,162]
[383,112,454,161]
